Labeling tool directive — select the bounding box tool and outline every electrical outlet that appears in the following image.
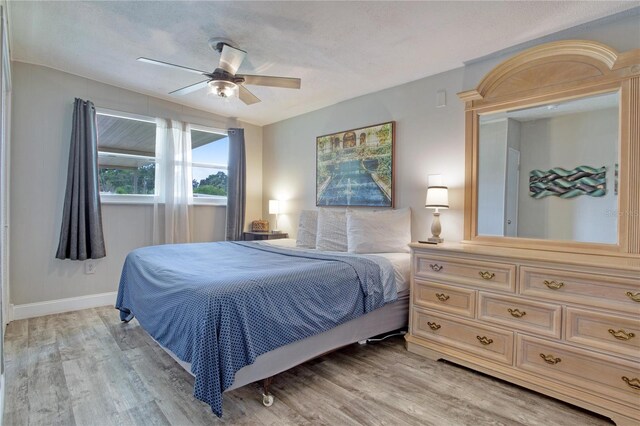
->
[85,260,97,275]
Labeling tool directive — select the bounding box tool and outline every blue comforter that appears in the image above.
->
[115,241,395,416]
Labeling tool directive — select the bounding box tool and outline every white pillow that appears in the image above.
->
[316,209,348,252]
[347,208,411,253]
[296,210,318,249]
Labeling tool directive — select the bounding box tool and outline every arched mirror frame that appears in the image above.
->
[458,40,640,257]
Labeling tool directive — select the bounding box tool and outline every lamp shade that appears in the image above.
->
[268,199,280,214]
[425,186,449,209]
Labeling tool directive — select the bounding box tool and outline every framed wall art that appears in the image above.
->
[316,121,395,207]
[529,165,606,198]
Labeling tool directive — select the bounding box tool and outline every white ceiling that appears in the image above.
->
[8,1,639,126]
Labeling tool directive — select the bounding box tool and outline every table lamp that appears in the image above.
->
[269,200,281,232]
[425,175,449,243]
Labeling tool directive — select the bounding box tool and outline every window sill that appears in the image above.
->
[100,195,227,207]
[100,195,153,205]
[193,198,227,207]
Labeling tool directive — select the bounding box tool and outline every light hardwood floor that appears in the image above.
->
[4,306,613,426]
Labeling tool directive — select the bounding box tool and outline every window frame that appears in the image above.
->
[96,108,229,206]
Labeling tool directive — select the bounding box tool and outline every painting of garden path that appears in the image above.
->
[316,122,394,207]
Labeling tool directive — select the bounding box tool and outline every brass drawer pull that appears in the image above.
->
[476,336,493,345]
[622,376,640,390]
[478,271,495,280]
[430,264,443,272]
[435,293,450,302]
[427,322,441,331]
[508,308,526,318]
[608,329,636,341]
[543,280,564,290]
[625,291,640,302]
[539,353,561,365]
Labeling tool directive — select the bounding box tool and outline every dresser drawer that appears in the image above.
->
[414,254,516,292]
[413,280,476,318]
[520,266,640,315]
[478,293,562,338]
[566,307,640,359]
[517,335,640,407]
[412,308,513,365]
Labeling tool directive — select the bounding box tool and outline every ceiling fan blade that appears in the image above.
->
[238,85,261,105]
[170,80,210,95]
[218,44,247,75]
[239,74,301,89]
[137,57,208,75]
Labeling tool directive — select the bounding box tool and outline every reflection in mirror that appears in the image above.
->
[477,92,619,244]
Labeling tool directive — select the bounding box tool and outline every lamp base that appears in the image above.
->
[429,211,444,244]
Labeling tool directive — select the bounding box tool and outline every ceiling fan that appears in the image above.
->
[137,39,301,105]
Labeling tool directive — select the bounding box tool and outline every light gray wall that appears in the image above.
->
[477,118,522,238]
[477,119,507,236]
[507,119,521,152]
[10,62,262,305]
[263,68,467,242]
[262,10,638,244]
[517,108,618,243]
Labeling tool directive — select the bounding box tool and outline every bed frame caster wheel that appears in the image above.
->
[262,393,274,407]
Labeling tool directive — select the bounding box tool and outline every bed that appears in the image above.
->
[115,238,410,416]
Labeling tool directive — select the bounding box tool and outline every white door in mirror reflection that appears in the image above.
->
[505,148,520,237]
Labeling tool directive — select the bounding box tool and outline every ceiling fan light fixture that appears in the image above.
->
[208,80,237,98]
[141,41,299,105]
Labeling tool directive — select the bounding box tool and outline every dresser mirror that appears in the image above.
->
[458,40,640,255]
[477,91,619,245]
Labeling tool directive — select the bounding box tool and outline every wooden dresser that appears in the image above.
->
[406,243,640,426]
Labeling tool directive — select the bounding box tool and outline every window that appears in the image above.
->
[97,112,157,198]
[96,110,228,204]
[191,126,229,202]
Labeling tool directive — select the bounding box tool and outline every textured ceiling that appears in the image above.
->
[8,1,639,126]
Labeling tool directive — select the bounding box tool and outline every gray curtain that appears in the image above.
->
[56,98,106,260]
[225,128,246,241]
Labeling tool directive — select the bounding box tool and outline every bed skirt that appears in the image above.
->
[155,289,409,391]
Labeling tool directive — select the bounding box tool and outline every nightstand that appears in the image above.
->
[243,232,289,241]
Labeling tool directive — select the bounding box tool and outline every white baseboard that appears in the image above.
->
[11,291,118,321]
[0,374,4,426]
